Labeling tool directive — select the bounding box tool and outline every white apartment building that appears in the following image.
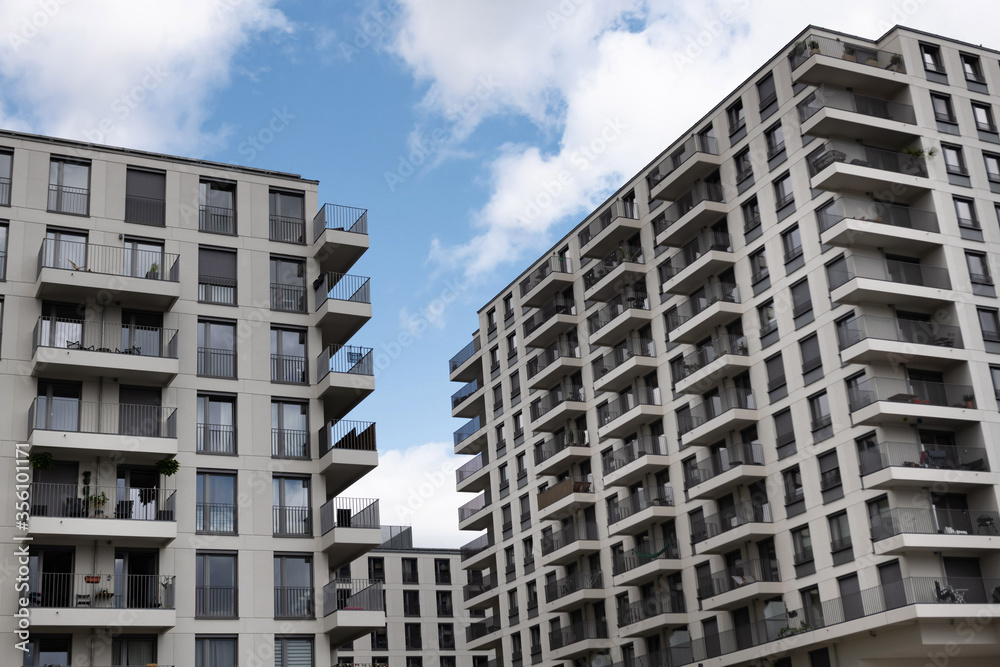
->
[448,25,1000,667]
[0,130,386,667]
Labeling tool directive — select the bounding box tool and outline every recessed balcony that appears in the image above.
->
[601,435,671,488]
[29,483,176,544]
[678,388,758,447]
[789,34,907,96]
[597,387,662,440]
[536,477,595,521]
[818,197,942,253]
[313,272,372,347]
[837,314,968,369]
[578,199,642,258]
[456,452,490,493]
[36,240,181,309]
[522,297,578,349]
[583,244,645,301]
[698,558,782,611]
[586,291,653,347]
[316,345,375,417]
[692,501,774,554]
[858,441,997,490]
[807,140,930,195]
[848,376,979,427]
[541,522,601,566]
[544,571,605,613]
[449,336,482,382]
[607,484,676,536]
[451,377,486,418]
[685,442,767,501]
[26,573,175,629]
[312,203,369,274]
[649,133,722,201]
[870,507,1000,554]
[617,592,687,638]
[592,338,657,394]
[829,256,952,308]
[319,497,382,570]
[659,229,735,296]
[31,317,179,385]
[665,282,742,345]
[653,181,727,248]
[519,255,575,307]
[549,621,612,661]
[318,420,378,495]
[526,340,583,390]
[454,414,488,455]
[533,429,590,476]
[674,334,750,395]
[322,578,385,644]
[611,538,683,587]
[529,385,586,432]
[798,86,918,144]
[458,491,493,531]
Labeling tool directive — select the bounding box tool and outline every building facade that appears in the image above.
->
[448,25,1000,667]
[0,130,386,667]
[334,526,491,667]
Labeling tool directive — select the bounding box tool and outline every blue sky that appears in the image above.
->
[3,0,1000,545]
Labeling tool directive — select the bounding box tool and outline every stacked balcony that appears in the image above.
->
[847,376,978,427]
[520,255,574,307]
[602,435,671,488]
[536,477,595,521]
[578,199,642,258]
[653,180,727,247]
[541,521,601,566]
[807,140,930,195]
[586,290,652,347]
[322,578,385,644]
[449,336,482,382]
[818,197,941,253]
[319,497,381,570]
[837,314,967,369]
[659,229,735,296]
[607,484,676,535]
[870,507,1000,555]
[454,414,488,455]
[466,615,503,651]
[526,340,583,390]
[612,537,683,587]
[318,419,378,495]
[697,558,782,610]
[858,441,997,490]
[648,133,722,201]
[523,296,578,348]
[463,571,499,608]
[592,338,657,394]
[692,501,774,554]
[529,385,586,432]
[451,377,486,418]
[544,570,605,612]
[597,387,662,439]
[29,483,176,543]
[313,203,369,274]
[685,442,767,500]
[665,282,741,344]
[828,255,952,308]
[798,85,918,143]
[678,387,757,446]
[533,429,590,476]
[548,621,611,661]
[674,334,750,395]
[455,451,490,493]
[26,572,175,629]
[617,591,687,638]
[460,533,496,570]
[583,243,645,301]
[458,491,493,531]
[316,344,374,416]
[313,272,372,347]
[789,34,907,95]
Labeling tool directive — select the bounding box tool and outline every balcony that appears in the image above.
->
[618,592,687,638]
[859,441,996,490]
[313,203,369,273]
[593,338,657,394]
[798,85,918,144]
[653,181,726,247]
[612,538,683,587]
[678,387,757,446]
[449,336,482,382]
[274,585,314,619]
[549,621,611,661]
[47,183,89,215]
[460,533,496,569]
[458,491,492,530]
[271,425,308,459]
[659,230,735,297]
[28,483,176,543]
[463,572,499,606]
[533,429,590,476]
[313,272,372,347]
[674,334,750,395]
[456,452,490,493]
[322,578,385,644]
[27,573,175,629]
[27,398,177,459]
[818,196,941,253]
[586,290,652,347]
[271,353,308,384]
[545,571,605,612]
[454,416,488,457]
[316,344,374,417]
[541,521,601,566]
[519,255,574,307]
[273,505,312,537]
[583,244,645,301]
[320,497,382,569]
[870,507,1000,555]
[601,435,670,488]
[36,239,180,308]
[807,140,930,195]
[270,212,306,244]
[466,615,503,650]
[698,559,782,610]
[685,442,766,501]
[579,199,642,258]
[665,282,741,345]
[452,377,486,418]
[829,256,951,309]
[199,204,236,234]
[0,175,9,206]
[597,387,661,439]
[607,484,676,536]
[523,296,578,349]
[649,133,722,201]
[527,340,583,390]
[529,385,586,432]
[837,314,967,369]
[848,376,978,427]
[789,34,907,95]
[537,476,594,521]
[692,501,774,554]
[31,317,179,385]
[318,419,378,495]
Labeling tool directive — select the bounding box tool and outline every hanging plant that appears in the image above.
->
[155,457,180,477]
[29,451,55,470]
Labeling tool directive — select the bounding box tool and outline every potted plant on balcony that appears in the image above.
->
[29,451,54,470]
[808,40,820,56]
[88,491,109,517]
[94,587,113,600]
[842,45,857,62]
[889,53,904,72]
[963,394,976,409]
[154,457,179,520]
[145,262,159,279]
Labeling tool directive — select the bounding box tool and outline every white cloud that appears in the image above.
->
[0,0,292,155]
[344,441,469,548]
[389,0,1000,277]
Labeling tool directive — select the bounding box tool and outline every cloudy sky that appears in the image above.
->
[4,0,1000,546]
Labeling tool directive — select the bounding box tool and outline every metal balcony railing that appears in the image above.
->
[314,272,371,309]
[523,296,577,336]
[597,386,661,427]
[47,183,89,215]
[0,175,10,206]
[32,317,179,358]
[196,502,236,534]
[798,85,916,125]
[601,435,668,476]
[270,282,306,312]
[612,537,681,575]
[530,385,585,421]
[273,505,312,537]
[274,586,314,618]
[618,592,686,627]
[677,387,755,435]
[456,453,486,483]
[583,245,644,290]
[313,203,368,241]
[0,250,6,280]
[269,213,306,244]
[648,133,720,189]
[676,334,748,381]
[452,378,483,409]
[323,578,383,616]
[608,484,675,523]
[527,340,581,379]
[587,290,650,335]
[684,442,765,488]
[537,477,594,510]
[870,507,1000,540]
[271,353,307,384]
[458,491,490,522]
[789,34,905,73]
[541,521,599,555]
[197,346,235,378]
[28,398,177,437]
[449,336,481,372]
[698,558,780,599]
[692,501,772,543]
[665,282,740,331]
[578,199,639,246]
[467,615,502,642]
[817,196,939,234]
[199,204,236,234]
[29,483,176,521]
[125,194,166,226]
[37,239,180,281]
[28,573,175,609]
[858,441,988,476]
[592,338,655,378]
[320,497,380,534]
[549,621,609,650]
[317,344,374,380]
[318,419,376,456]
[808,140,928,178]
[519,255,573,297]
[198,274,237,305]
[454,415,484,446]
[829,255,951,291]
[837,314,962,350]
[463,572,497,601]
[545,570,603,603]
[653,181,725,236]
[660,230,733,283]
[848,376,975,412]
[272,427,309,459]
[534,429,589,466]
[460,533,493,561]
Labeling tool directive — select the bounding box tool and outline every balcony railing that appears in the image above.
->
[32,317,179,358]
[592,338,654,379]
[47,183,89,215]
[523,296,577,336]
[37,239,180,281]
[125,194,166,226]
[608,484,674,523]
[269,213,306,244]
[534,429,589,466]
[665,282,740,331]
[598,387,661,427]
[199,204,236,234]
[578,199,639,246]
[618,592,685,627]
[798,86,916,125]
[659,230,733,282]
[612,537,681,575]
[456,453,486,483]
[684,442,764,488]
[649,133,720,189]
[0,175,10,206]
[519,255,573,297]
[196,502,236,534]
[198,275,237,305]
[270,282,306,312]
[29,483,175,520]
[272,427,309,459]
[587,290,650,335]
[271,353,308,384]
[545,570,603,603]
[692,501,772,543]
[449,336,481,372]
[677,387,755,435]
[848,376,975,412]
[583,244,644,290]
[653,181,724,236]
[452,378,483,409]
[698,558,780,599]
[858,441,989,476]
[323,578,384,616]
[837,314,962,350]
[274,586,314,618]
[28,398,177,437]
[313,203,368,241]
[676,334,748,381]
[317,344,374,380]
[530,385,585,421]
[28,573,175,609]
[870,507,1000,540]
[460,533,493,561]
[273,505,312,537]
[527,340,581,379]
[467,615,502,642]
[318,419,376,456]
[789,34,905,73]
[463,572,497,601]
[314,272,371,309]
[549,621,608,650]
[458,492,490,522]
[541,521,599,555]
[807,140,928,178]
[601,435,668,476]
[537,477,594,511]
[829,256,951,291]
[320,497,380,534]
[454,415,484,446]
[198,346,235,378]
[817,196,939,234]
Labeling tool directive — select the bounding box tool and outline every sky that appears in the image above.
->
[4,0,1000,546]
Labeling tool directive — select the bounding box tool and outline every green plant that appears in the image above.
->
[155,457,179,477]
[809,40,819,50]
[29,451,55,470]
[149,262,159,273]
[890,53,903,66]
[902,146,938,158]
[89,491,108,509]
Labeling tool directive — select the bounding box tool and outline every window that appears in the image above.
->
[758,301,777,337]
[985,153,1000,182]
[503,293,514,320]
[501,503,513,537]
[40,227,87,270]
[829,511,852,551]
[774,174,794,210]
[123,167,166,226]
[954,197,979,228]
[931,93,957,123]
[792,525,813,564]
[818,449,841,491]
[436,590,453,617]
[492,384,503,416]
[749,247,768,283]
[403,589,421,616]
[742,197,761,232]
[765,123,785,158]
[368,557,385,582]
[198,247,237,305]
[439,623,456,650]
[270,256,306,312]
[727,99,746,135]
[274,637,313,667]
[402,557,419,584]
[371,628,389,650]
[272,400,308,459]
[435,558,451,584]
[197,393,236,454]
[507,332,517,362]
[196,471,236,534]
[809,391,832,431]
[273,476,311,537]
[783,466,804,505]
[195,636,237,667]
[523,537,535,569]
[978,308,1000,342]
[0,148,11,206]
[487,308,497,332]
[943,144,968,175]
[973,103,996,132]
[967,252,992,285]
[123,236,165,278]
[269,189,306,243]
[406,658,423,667]
[798,334,822,376]
[404,623,422,650]
[757,72,777,109]
[512,411,524,438]
[765,353,786,392]
[274,555,313,618]
[775,408,795,451]
[195,552,238,617]
[48,157,90,215]
[200,179,237,234]
[198,319,236,378]
[790,278,812,317]
[510,371,521,401]
[519,493,531,526]
[440,659,456,667]
[782,225,803,262]
[271,327,307,384]
[961,53,985,82]
[734,147,753,183]
[489,345,500,371]
[0,221,7,280]
[920,43,944,73]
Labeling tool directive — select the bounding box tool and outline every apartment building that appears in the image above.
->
[333,526,492,667]
[0,130,386,667]
[448,25,1000,667]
